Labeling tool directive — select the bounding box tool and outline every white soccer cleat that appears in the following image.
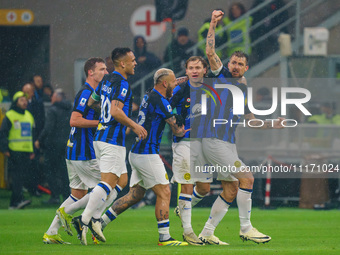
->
[198,234,229,245]
[183,232,204,246]
[89,218,106,242]
[239,227,271,244]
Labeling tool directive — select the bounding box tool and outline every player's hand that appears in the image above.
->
[132,124,148,140]
[178,125,191,137]
[211,10,224,23]
[273,117,285,129]
[4,151,10,157]
[30,153,35,160]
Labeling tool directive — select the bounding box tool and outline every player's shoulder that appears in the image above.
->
[173,81,188,95]
[76,85,92,98]
[219,65,232,78]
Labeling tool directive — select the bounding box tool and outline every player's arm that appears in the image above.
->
[244,113,285,129]
[165,115,190,137]
[110,100,147,140]
[176,76,188,86]
[88,92,101,114]
[206,10,224,71]
[70,111,99,128]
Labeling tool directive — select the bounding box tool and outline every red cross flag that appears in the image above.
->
[130,5,166,42]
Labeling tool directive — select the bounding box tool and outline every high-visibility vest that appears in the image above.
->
[223,16,252,57]
[308,114,340,125]
[6,109,34,152]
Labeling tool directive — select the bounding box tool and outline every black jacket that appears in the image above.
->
[38,100,72,153]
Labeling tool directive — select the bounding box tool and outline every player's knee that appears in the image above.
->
[239,176,254,189]
[196,184,210,196]
[157,185,171,201]
[118,173,128,189]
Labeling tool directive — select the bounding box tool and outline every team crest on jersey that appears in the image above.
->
[186,98,191,102]
[80,97,87,106]
[121,88,127,97]
[167,105,172,112]
[184,173,191,180]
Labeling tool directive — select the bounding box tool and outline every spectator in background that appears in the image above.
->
[23,81,45,139]
[42,85,53,102]
[223,2,252,58]
[134,36,162,78]
[164,27,203,74]
[250,0,289,61]
[105,56,115,73]
[129,35,162,102]
[308,103,340,125]
[0,91,34,209]
[32,74,44,100]
[198,12,228,58]
[35,89,72,204]
[22,83,44,196]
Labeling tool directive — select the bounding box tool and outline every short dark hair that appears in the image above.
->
[230,51,249,65]
[111,47,132,67]
[185,56,209,70]
[84,57,105,77]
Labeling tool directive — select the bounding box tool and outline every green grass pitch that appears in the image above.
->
[0,207,339,254]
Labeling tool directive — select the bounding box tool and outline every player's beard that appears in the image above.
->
[166,85,172,98]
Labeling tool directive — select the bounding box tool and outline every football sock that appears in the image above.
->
[92,184,121,219]
[81,181,112,225]
[101,207,118,229]
[64,193,89,215]
[178,193,193,234]
[237,188,253,233]
[46,195,78,235]
[158,219,171,241]
[201,195,231,237]
[191,186,205,207]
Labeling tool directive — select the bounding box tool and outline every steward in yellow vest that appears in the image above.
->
[0,91,35,209]
[223,3,252,58]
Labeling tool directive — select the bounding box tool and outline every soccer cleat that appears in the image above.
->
[71,216,88,245]
[198,234,229,245]
[174,206,183,227]
[174,206,181,218]
[43,233,71,244]
[158,237,188,246]
[239,227,271,244]
[88,218,106,242]
[183,232,204,246]
[92,234,100,244]
[56,207,73,236]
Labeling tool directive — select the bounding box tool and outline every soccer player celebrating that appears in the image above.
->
[100,68,189,246]
[197,10,284,244]
[170,56,213,245]
[72,48,147,245]
[42,58,127,244]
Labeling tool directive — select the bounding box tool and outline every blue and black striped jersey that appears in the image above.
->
[66,83,99,160]
[171,81,209,142]
[131,88,173,154]
[93,71,132,147]
[208,66,250,143]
